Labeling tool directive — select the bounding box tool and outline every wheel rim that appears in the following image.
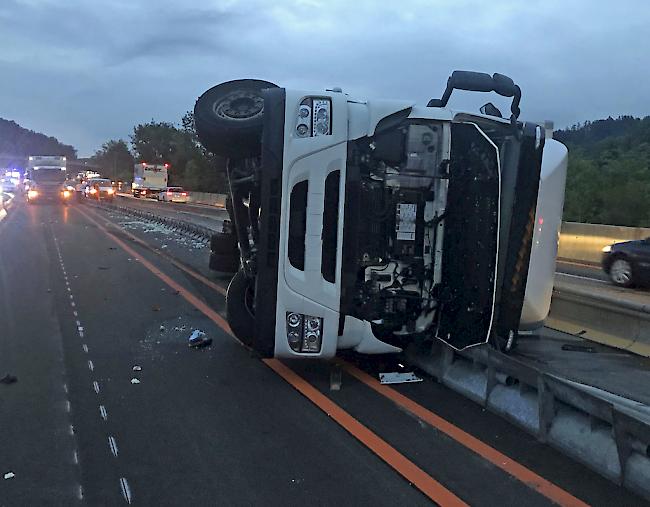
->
[214,91,264,120]
[243,281,255,318]
[611,259,632,284]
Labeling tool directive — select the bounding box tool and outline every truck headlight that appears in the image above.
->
[602,245,612,253]
[312,99,331,136]
[295,97,331,138]
[285,312,323,353]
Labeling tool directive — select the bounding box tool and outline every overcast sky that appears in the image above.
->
[1,0,649,156]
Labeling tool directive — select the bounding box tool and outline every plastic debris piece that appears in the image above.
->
[378,372,423,385]
[190,337,212,349]
[152,305,161,312]
[562,344,596,353]
[132,366,142,372]
[4,472,15,480]
[0,374,17,385]
[188,330,206,343]
[131,378,140,384]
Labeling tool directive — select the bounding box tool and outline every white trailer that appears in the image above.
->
[132,163,168,198]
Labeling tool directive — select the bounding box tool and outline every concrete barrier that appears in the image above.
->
[188,192,227,207]
[548,280,650,358]
[559,222,650,264]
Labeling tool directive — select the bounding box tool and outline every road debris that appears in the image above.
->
[98,266,110,270]
[152,305,161,312]
[561,343,596,353]
[0,374,17,385]
[4,472,15,480]
[132,365,142,372]
[131,378,141,384]
[378,372,423,385]
[188,330,212,349]
[159,325,165,332]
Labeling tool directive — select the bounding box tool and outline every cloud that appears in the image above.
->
[1,0,649,155]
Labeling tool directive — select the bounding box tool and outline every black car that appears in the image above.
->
[602,238,650,287]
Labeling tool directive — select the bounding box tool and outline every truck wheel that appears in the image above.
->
[194,79,278,158]
[210,232,238,254]
[209,252,240,273]
[226,269,255,346]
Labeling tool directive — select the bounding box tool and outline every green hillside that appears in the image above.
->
[555,116,650,227]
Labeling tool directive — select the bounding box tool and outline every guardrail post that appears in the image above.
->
[537,375,554,442]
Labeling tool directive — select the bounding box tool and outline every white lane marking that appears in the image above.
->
[69,294,74,300]
[69,424,75,436]
[71,301,76,308]
[88,360,94,372]
[119,477,132,504]
[63,383,68,394]
[65,400,71,413]
[77,326,84,333]
[66,287,71,292]
[73,450,79,465]
[556,272,608,284]
[82,344,89,353]
[79,331,84,338]
[108,436,119,457]
[73,310,78,317]
[76,484,84,500]
[93,381,100,394]
[100,405,108,421]
[76,320,81,327]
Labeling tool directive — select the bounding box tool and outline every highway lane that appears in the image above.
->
[2,198,646,505]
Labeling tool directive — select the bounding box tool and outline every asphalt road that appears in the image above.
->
[1,197,646,506]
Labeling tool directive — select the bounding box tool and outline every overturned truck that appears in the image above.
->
[195,71,567,359]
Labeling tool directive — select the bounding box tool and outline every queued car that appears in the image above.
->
[0,177,17,193]
[84,178,115,201]
[602,239,650,287]
[157,186,189,203]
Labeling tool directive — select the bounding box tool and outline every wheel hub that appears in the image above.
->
[214,91,264,120]
[611,259,631,284]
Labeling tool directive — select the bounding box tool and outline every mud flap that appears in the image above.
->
[436,123,500,349]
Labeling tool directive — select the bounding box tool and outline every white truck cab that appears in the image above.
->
[194,71,567,359]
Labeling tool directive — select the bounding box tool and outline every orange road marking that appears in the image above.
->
[339,361,590,507]
[264,358,468,507]
[78,204,468,505]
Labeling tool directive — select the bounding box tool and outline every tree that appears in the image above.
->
[91,140,135,182]
[0,118,76,168]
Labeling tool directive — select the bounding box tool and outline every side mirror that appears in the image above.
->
[480,102,503,118]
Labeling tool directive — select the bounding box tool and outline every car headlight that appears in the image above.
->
[62,190,71,198]
[28,189,38,199]
[107,188,115,194]
[89,188,97,194]
[285,312,323,353]
[602,245,612,253]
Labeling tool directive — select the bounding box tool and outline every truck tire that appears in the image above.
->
[208,252,239,273]
[210,232,238,254]
[194,79,278,159]
[226,269,255,346]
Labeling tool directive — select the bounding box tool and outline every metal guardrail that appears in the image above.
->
[407,341,650,501]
